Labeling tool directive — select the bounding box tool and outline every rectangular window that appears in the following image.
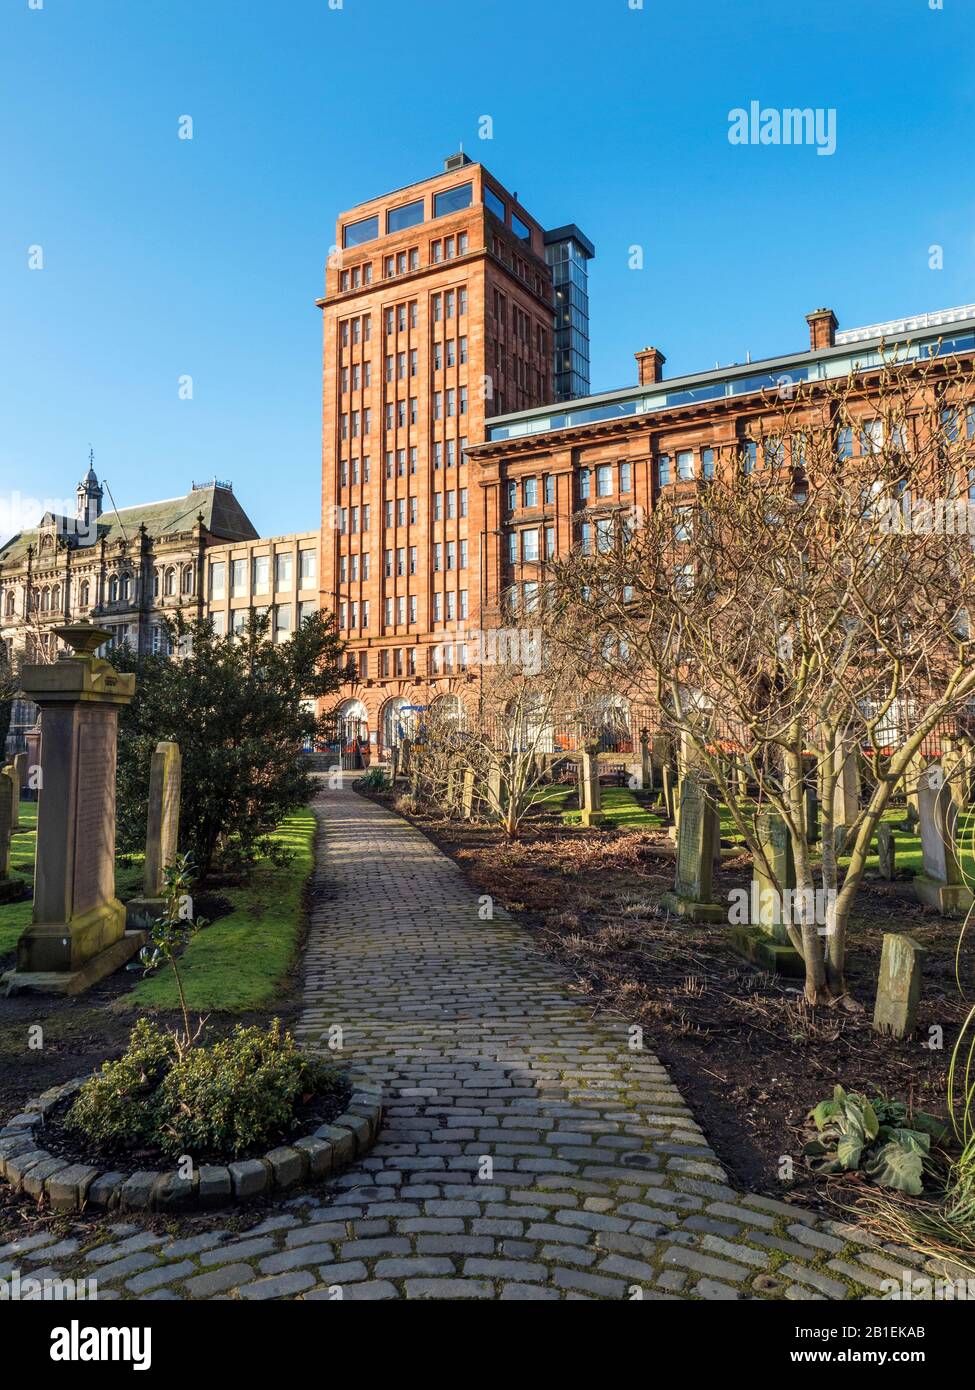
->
[275,552,293,589]
[522,528,539,562]
[252,554,270,595]
[523,476,539,508]
[231,557,248,596]
[298,600,316,626]
[837,426,853,460]
[596,464,613,497]
[484,186,505,221]
[579,468,591,500]
[434,182,472,217]
[209,561,226,599]
[545,526,555,559]
[742,440,758,474]
[619,462,632,494]
[701,447,715,480]
[387,199,424,233]
[677,450,694,481]
[343,215,379,248]
[274,604,292,642]
[511,212,531,242]
[657,455,671,487]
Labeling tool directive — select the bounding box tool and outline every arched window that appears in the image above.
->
[108,575,119,603]
[79,579,90,608]
[40,587,50,612]
[121,573,131,602]
[4,590,15,618]
[153,569,160,598]
[182,565,194,595]
[164,567,176,597]
[50,584,61,611]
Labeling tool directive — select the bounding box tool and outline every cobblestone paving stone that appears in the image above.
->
[6,777,960,1301]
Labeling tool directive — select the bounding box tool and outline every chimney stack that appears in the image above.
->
[805,307,838,351]
[635,346,667,386]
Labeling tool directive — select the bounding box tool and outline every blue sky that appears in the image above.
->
[2,0,973,543]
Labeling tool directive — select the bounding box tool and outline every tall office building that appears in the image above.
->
[318,154,587,756]
[544,226,596,401]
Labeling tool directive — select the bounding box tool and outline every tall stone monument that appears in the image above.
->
[3,622,144,995]
[578,742,603,827]
[125,741,182,926]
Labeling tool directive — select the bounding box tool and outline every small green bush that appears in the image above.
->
[358,767,388,792]
[65,1018,337,1160]
[65,1018,179,1149]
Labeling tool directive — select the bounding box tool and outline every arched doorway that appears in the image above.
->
[330,698,369,769]
[380,695,412,757]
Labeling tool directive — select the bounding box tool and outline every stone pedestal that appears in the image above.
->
[4,622,145,996]
[578,743,603,827]
[639,729,652,791]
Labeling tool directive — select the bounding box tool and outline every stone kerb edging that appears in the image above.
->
[0,1077,383,1214]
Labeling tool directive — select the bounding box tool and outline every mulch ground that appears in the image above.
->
[369,787,973,1212]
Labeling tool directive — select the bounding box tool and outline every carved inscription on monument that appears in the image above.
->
[72,715,116,917]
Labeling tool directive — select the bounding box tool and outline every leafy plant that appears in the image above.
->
[65,1018,338,1160]
[64,1018,179,1149]
[803,1085,944,1195]
[358,767,388,792]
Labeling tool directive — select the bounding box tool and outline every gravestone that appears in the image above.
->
[125,742,182,926]
[578,743,603,827]
[487,764,502,818]
[1,763,17,831]
[0,774,11,879]
[876,824,895,880]
[661,764,675,822]
[660,777,724,921]
[804,786,819,846]
[832,742,860,827]
[728,807,803,977]
[873,934,925,1039]
[461,766,475,820]
[913,764,972,915]
[3,622,144,995]
[640,728,653,791]
[751,808,797,942]
[24,720,42,801]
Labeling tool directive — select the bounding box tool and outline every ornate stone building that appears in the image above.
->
[0,462,317,753]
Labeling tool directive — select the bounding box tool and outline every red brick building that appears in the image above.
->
[468,303,975,639]
[319,153,588,757]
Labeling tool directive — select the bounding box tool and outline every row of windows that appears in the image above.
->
[341,181,476,249]
[4,563,199,619]
[341,442,469,484]
[209,551,317,600]
[507,526,556,564]
[209,601,318,640]
[503,462,635,513]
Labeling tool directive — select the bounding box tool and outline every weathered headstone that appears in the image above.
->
[661,764,675,822]
[804,786,819,846]
[125,742,182,926]
[487,764,502,818]
[873,934,925,1039]
[0,774,11,880]
[3,622,144,995]
[24,720,42,801]
[461,766,475,820]
[640,728,653,791]
[832,741,860,827]
[913,763,972,915]
[876,824,895,881]
[578,743,603,827]
[751,808,797,943]
[660,777,724,921]
[1,763,18,831]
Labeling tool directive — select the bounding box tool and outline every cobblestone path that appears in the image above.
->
[1,780,953,1300]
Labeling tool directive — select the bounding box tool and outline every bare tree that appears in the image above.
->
[548,352,975,1004]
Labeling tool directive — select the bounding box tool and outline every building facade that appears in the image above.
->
[466,303,975,736]
[0,466,318,753]
[319,152,592,756]
[544,225,595,402]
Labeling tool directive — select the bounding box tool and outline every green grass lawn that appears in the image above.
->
[562,784,663,829]
[128,807,317,1013]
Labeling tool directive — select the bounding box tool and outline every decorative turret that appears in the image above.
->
[76,448,104,531]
